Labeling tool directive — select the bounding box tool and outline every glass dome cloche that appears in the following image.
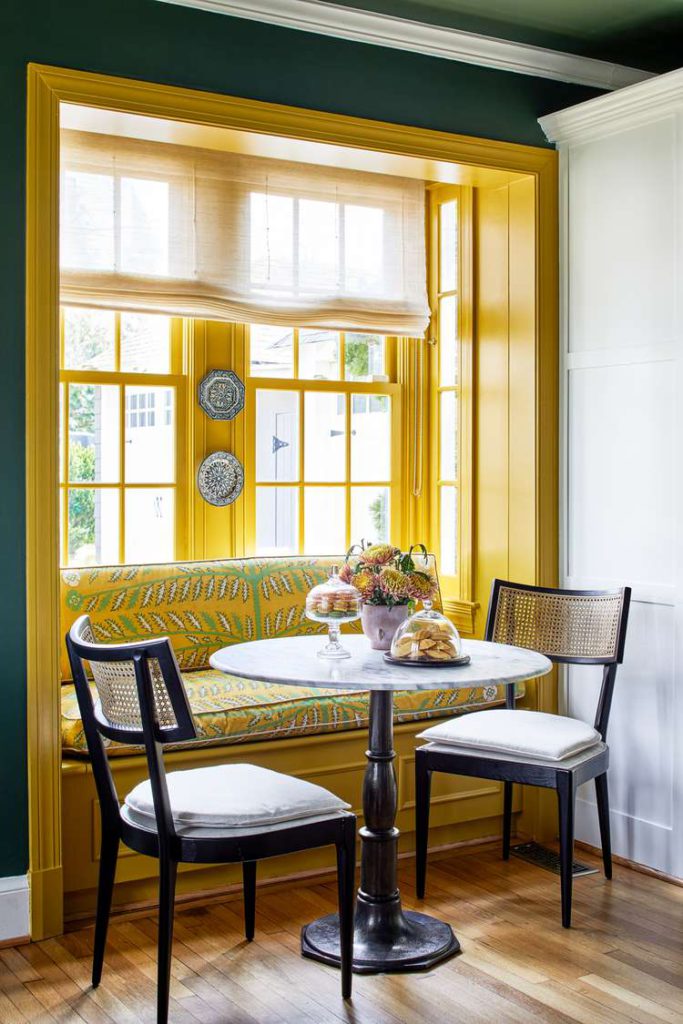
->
[305,566,362,659]
[389,600,464,664]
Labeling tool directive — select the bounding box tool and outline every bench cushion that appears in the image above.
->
[61,667,518,757]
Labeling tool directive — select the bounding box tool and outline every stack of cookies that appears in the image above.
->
[306,589,360,621]
[392,620,459,662]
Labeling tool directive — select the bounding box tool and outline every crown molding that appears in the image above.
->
[156,0,652,91]
[540,65,683,145]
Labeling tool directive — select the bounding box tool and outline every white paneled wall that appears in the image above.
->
[540,70,683,878]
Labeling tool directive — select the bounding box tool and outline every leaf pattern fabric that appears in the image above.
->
[60,556,519,756]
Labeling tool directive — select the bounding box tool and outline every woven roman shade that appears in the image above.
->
[59,129,429,336]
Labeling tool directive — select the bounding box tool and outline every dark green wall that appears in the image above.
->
[0,0,599,878]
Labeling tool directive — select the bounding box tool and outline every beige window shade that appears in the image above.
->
[60,130,429,336]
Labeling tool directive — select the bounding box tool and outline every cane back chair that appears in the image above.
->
[415,579,631,928]
[66,615,356,1023]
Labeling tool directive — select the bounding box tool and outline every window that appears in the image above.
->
[428,186,473,604]
[59,308,186,567]
[245,325,400,556]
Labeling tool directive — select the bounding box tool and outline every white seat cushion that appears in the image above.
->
[124,763,350,832]
[417,709,601,762]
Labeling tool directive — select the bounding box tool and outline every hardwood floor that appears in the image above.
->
[1,842,682,1023]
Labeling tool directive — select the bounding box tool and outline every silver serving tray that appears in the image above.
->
[382,652,471,668]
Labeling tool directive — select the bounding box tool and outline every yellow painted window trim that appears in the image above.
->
[26,62,558,941]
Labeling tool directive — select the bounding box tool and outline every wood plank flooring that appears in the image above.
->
[1,843,682,1023]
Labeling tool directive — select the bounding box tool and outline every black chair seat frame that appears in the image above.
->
[66,618,356,1024]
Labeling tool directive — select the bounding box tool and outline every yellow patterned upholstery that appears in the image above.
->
[60,556,518,757]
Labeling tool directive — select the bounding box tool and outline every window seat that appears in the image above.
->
[59,556,516,758]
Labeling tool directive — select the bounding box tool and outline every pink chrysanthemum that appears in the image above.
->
[362,544,400,566]
[338,562,355,584]
[405,571,438,602]
[353,568,378,601]
[378,567,410,601]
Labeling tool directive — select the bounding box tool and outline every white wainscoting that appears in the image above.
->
[0,875,29,943]
[541,70,683,878]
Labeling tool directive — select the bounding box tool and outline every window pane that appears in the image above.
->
[120,177,170,276]
[440,486,457,576]
[439,199,458,293]
[67,487,119,566]
[250,193,293,288]
[344,333,385,382]
[60,170,114,271]
[351,394,390,482]
[304,392,345,482]
[125,488,174,563]
[121,313,171,373]
[299,329,340,380]
[59,385,65,484]
[63,308,115,371]
[250,324,294,378]
[299,199,338,290]
[345,205,383,294]
[256,487,298,555]
[125,386,175,483]
[68,384,119,483]
[439,295,458,387]
[304,487,345,554]
[256,390,299,482]
[351,486,390,546]
[440,391,458,481]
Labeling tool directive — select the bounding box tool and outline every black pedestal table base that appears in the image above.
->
[301,689,461,973]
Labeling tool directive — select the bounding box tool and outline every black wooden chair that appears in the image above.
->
[66,614,356,1023]
[415,579,631,928]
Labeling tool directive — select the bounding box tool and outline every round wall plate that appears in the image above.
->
[197,451,244,506]
[198,369,245,421]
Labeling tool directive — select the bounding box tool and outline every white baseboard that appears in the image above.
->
[0,875,30,943]
[576,796,679,879]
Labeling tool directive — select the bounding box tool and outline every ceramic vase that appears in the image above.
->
[361,604,409,651]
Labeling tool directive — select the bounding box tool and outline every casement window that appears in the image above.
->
[243,326,400,556]
[427,186,473,615]
[59,307,187,566]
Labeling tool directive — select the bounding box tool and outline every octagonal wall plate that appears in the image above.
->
[198,369,245,421]
[197,451,244,507]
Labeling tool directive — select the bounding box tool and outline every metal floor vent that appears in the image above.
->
[510,841,598,877]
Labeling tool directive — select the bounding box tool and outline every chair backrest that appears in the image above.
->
[65,615,197,838]
[485,579,630,665]
[485,579,631,740]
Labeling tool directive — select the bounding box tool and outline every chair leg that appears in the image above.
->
[557,775,575,929]
[242,861,257,941]
[595,773,613,880]
[157,858,177,1024]
[92,828,119,987]
[336,825,356,1000]
[415,755,432,899]
[502,781,513,861]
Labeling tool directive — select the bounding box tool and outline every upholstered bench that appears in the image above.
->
[60,556,508,757]
[59,555,521,919]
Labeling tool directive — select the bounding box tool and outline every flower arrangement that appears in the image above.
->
[339,541,438,608]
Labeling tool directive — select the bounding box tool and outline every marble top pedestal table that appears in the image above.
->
[210,635,551,974]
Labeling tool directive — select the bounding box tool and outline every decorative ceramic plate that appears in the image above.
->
[382,652,471,668]
[198,369,245,421]
[197,451,244,506]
